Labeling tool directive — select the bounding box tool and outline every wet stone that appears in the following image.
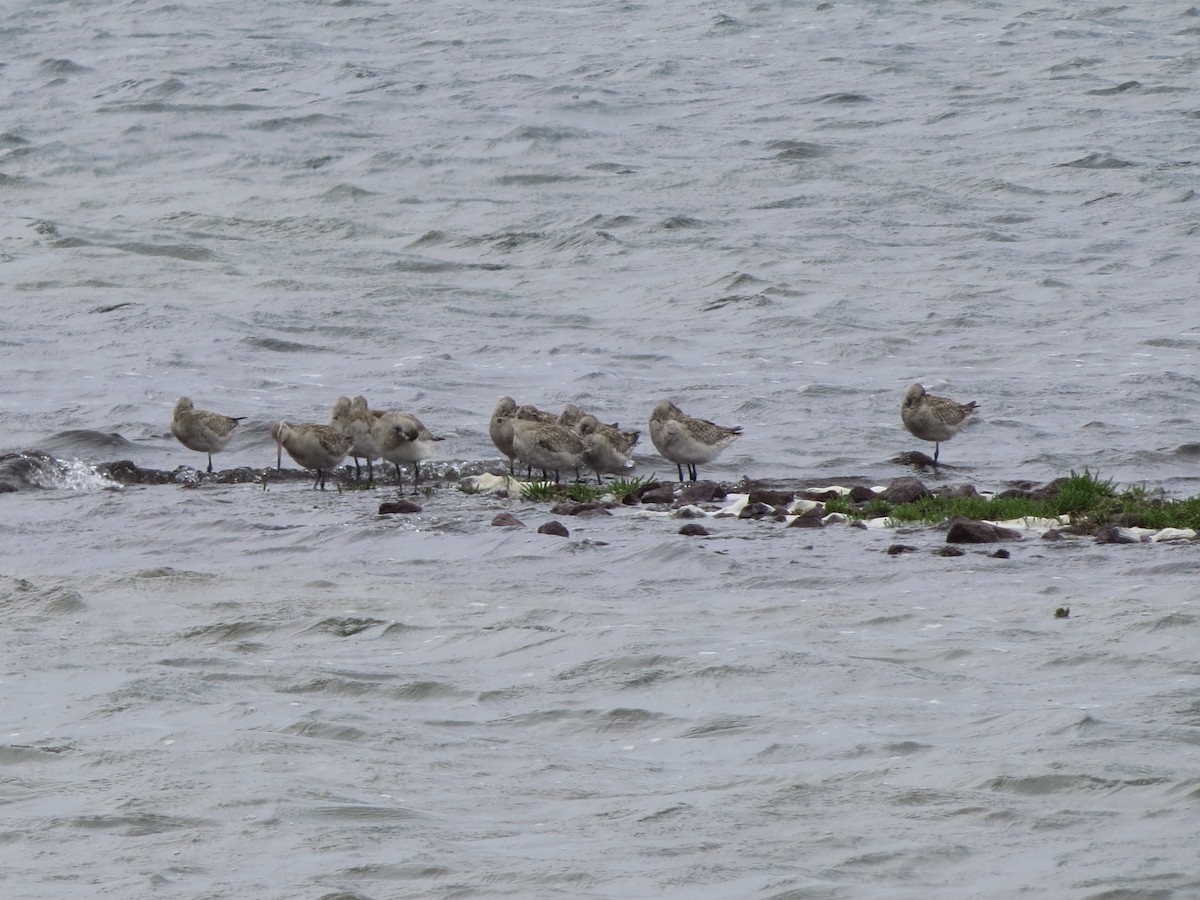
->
[746,486,796,508]
[491,513,525,528]
[550,501,611,517]
[738,501,776,520]
[787,508,824,528]
[935,546,966,557]
[1094,524,1138,544]
[880,477,930,504]
[379,499,422,515]
[678,481,725,504]
[639,484,676,505]
[678,523,709,537]
[848,485,876,504]
[537,520,570,538]
[887,543,920,555]
[944,516,1021,543]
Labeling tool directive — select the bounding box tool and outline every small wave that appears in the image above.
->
[1056,152,1137,169]
[39,58,90,75]
[248,113,345,132]
[242,336,331,353]
[809,91,873,104]
[767,139,830,160]
[1,578,86,616]
[0,451,123,492]
[495,173,586,186]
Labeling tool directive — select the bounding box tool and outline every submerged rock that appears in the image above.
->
[787,507,824,528]
[944,516,1022,543]
[379,499,422,515]
[639,483,676,505]
[880,477,930,504]
[491,513,525,528]
[1093,524,1139,544]
[537,520,569,538]
[678,523,709,536]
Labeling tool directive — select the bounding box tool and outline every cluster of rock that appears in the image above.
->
[459,472,1200,549]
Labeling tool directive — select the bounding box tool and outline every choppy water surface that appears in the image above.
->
[3,1,1199,897]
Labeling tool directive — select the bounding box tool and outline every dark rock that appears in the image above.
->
[634,480,668,500]
[787,507,824,528]
[491,513,525,527]
[848,485,876,504]
[1055,607,1071,618]
[944,516,1022,543]
[216,466,269,485]
[620,490,641,506]
[678,523,709,536]
[639,484,676,505]
[880,477,931,504]
[0,481,18,493]
[746,487,795,508]
[935,546,966,557]
[989,548,1011,559]
[893,450,938,468]
[798,488,843,502]
[379,499,422,515]
[537,520,570,538]
[101,460,174,485]
[550,501,610,517]
[678,481,724,504]
[887,543,920,555]
[1094,524,1138,544]
[738,501,776,520]
[1041,529,1064,541]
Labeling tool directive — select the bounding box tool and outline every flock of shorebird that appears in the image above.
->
[169,384,978,491]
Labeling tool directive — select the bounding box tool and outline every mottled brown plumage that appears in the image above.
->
[648,399,741,482]
[271,421,351,490]
[170,396,244,473]
[900,383,978,464]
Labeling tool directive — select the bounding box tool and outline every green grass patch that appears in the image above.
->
[606,475,657,501]
[519,480,607,503]
[832,469,1200,531]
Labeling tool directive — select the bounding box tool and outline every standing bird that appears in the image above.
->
[576,414,638,484]
[331,395,381,483]
[648,399,741,483]
[271,421,351,491]
[489,396,519,475]
[371,411,443,493]
[512,410,586,483]
[170,396,245,473]
[900,383,977,465]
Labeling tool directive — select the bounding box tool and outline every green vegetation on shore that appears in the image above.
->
[826,470,1200,532]
[520,475,655,504]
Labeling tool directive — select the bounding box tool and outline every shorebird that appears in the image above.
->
[900,383,978,465]
[489,396,519,475]
[371,411,443,493]
[271,421,351,490]
[170,396,245,473]
[331,395,381,482]
[648,399,741,482]
[512,412,586,483]
[576,413,638,484]
[556,403,588,429]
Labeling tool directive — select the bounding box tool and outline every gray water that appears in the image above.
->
[3,1,1200,897]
